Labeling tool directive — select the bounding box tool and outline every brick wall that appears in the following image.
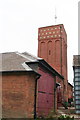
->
[38,24,68,102]
[1,72,37,118]
[37,67,55,117]
[56,76,64,107]
[68,83,73,99]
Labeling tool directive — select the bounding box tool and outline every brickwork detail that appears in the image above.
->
[1,74,36,118]
[38,24,68,102]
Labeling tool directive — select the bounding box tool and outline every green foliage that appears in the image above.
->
[63,101,68,109]
[68,98,73,103]
[68,98,74,107]
[58,115,74,120]
[69,109,75,114]
[36,115,74,120]
[37,118,57,120]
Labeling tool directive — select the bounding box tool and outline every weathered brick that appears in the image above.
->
[0,73,37,118]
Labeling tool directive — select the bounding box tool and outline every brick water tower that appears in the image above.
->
[38,24,68,101]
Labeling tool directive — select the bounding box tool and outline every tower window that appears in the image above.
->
[64,85,66,90]
[49,50,51,55]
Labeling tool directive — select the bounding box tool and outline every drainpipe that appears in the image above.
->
[54,76,56,112]
[60,26,62,75]
[60,26,64,101]
[34,75,40,120]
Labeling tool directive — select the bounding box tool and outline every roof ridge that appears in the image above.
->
[16,52,38,62]
[22,62,32,71]
[22,51,43,60]
[0,51,17,54]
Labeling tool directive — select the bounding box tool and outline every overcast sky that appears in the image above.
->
[0,0,79,84]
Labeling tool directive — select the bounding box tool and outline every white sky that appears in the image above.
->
[0,0,79,84]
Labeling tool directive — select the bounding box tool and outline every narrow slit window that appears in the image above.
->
[49,50,51,55]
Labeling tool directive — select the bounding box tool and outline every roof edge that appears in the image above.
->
[68,82,73,87]
[0,70,41,77]
[38,24,64,29]
[38,59,64,79]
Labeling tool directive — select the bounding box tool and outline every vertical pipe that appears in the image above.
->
[54,76,56,112]
[60,26,64,101]
[60,26,62,75]
[34,75,40,120]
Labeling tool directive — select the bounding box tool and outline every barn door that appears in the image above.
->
[57,86,62,108]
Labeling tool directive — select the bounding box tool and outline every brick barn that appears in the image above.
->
[0,24,73,118]
[0,52,41,118]
[0,51,64,118]
[23,52,64,117]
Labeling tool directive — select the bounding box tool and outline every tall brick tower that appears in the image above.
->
[38,24,68,101]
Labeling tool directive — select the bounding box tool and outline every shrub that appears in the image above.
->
[63,101,68,109]
[58,115,74,120]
